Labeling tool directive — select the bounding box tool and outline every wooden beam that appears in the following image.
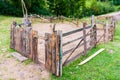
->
[105,22,109,42]
[12,52,28,62]
[63,33,90,46]
[63,26,91,37]
[83,23,87,55]
[78,48,104,66]
[63,36,83,46]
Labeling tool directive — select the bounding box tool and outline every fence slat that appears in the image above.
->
[105,22,109,42]
[83,23,87,55]
[45,31,62,76]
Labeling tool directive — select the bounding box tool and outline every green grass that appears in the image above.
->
[51,23,120,79]
[23,59,34,65]
[0,15,22,55]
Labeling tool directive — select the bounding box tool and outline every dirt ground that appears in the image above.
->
[0,52,50,80]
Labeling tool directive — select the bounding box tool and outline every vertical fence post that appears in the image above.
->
[105,22,109,42]
[111,19,116,41]
[45,30,62,77]
[10,21,16,49]
[93,24,97,47]
[103,24,106,43]
[90,15,96,48]
[77,18,79,27]
[83,23,87,55]
[45,33,51,71]
[32,31,38,63]
[58,30,63,76]
[91,15,95,27]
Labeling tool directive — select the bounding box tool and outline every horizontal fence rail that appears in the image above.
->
[63,26,91,37]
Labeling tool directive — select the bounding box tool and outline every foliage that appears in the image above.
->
[0,0,119,18]
[113,0,120,5]
[0,0,22,16]
[89,0,115,15]
[0,0,49,16]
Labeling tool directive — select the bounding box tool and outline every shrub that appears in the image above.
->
[89,0,115,15]
[0,1,22,16]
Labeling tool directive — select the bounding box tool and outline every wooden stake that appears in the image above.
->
[105,22,109,42]
[78,48,104,65]
[83,23,87,55]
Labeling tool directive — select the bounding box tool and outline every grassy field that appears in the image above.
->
[0,16,21,53]
[51,23,120,79]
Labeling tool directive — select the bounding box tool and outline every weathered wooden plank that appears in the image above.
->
[90,24,97,48]
[63,33,90,46]
[96,21,105,25]
[63,36,83,46]
[45,33,50,70]
[45,30,62,76]
[55,32,60,76]
[10,21,16,49]
[32,31,38,63]
[59,31,63,76]
[52,32,56,74]
[63,26,91,37]
[12,52,28,62]
[46,34,52,71]
[105,22,109,42]
[103,25,106,43]
[96,28,104,30]
[93,25,97,47]
[83,23,87,55]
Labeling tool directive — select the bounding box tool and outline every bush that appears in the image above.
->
[0,1,22,16]
[0,0,49,17]
[89,0,115,15]
[113,0,120,5]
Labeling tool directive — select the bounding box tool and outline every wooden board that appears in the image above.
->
[12,52,28,62]
[45,31,62,76]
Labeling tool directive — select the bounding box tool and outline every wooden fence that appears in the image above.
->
[10,21,38,63]
[45,15,116,76]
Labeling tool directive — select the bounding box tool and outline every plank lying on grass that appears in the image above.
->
[12,52,28,62]
[78,48,105,65]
